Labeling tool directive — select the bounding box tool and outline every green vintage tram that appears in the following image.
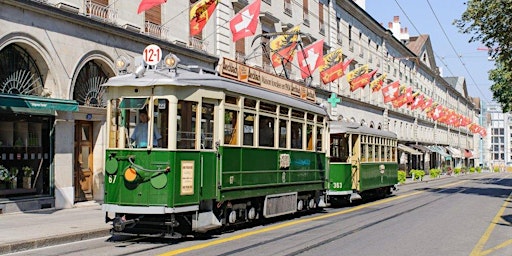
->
[327,121,398,205]
[102,56,328,237]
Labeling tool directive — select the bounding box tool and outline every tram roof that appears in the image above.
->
[103,68,327,116]
[330,121,397,138]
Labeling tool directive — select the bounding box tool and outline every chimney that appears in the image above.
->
[388,22,393,29]
[393,16,399,22]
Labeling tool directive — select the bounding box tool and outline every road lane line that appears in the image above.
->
[159,180,467,256]
[470,192,512,256]
[481,239,512,256]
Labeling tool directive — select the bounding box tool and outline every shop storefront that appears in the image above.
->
[0,94,78,202]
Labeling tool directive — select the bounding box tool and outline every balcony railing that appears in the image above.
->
[85,0,117,23]
[189,37,208,52]
[144,21,169,40]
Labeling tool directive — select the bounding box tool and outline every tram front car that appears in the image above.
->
[102,50,329,238]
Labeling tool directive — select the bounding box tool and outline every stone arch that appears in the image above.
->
[350,117,356,123]
[360,119,366,127]
[377,122,382,130]
[0,33,55,97]
[369,121,374,128]
[70,51,115,107]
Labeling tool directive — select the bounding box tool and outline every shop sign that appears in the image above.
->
[219,58,316,102]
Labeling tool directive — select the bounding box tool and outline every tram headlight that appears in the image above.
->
[124,167,138,182]
[164,54,180,69]
[115,56,130,74]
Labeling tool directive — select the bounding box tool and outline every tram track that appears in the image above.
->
[187,179,469,256]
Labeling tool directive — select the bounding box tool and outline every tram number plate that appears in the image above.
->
[331,182,343,189]
[108,175,117,184]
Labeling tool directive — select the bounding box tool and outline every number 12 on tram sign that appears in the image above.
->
[143,44,162,66]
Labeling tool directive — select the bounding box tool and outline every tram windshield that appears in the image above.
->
[108,97,168,149]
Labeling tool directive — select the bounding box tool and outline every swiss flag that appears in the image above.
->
[297,40,324,79]
[421,97,433,111]
[229,0,261,42]
[382,81,400,103]
[409,94,424,110]
[429,105,446,121]
[137,0,166,14]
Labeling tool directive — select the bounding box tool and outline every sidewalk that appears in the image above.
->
[0,201,111,254]
[0,175,452,254]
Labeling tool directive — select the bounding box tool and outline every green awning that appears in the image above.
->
[427,145,452,160]
[119,97,148,109]
[0,93,78,115]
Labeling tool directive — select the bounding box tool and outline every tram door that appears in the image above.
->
[74,121,94,202]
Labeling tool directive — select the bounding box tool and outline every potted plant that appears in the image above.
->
[22,166,34,189]
[0,165,9,189]
[9,167,18,189]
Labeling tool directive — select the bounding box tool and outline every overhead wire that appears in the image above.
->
[425,0,491,105]
[395,0,491,105]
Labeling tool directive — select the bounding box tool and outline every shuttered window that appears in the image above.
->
[145,5,161,25]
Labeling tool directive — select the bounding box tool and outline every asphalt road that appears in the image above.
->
[8,172,512,256]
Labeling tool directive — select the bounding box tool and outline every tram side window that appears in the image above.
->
[201,103,214,149]
[109,99,120,148]
[291,121,302,149]
[330,137,341,162]
[306,124,313,150]
[177,101,197,149]
[279,120,287,148]
[381,144,386,162]
[316,126,323,151]
[224,109,238,145]
[243,113,255,146]
[387,143,392,162]
[339,134,349,162]
[368,136,374,162]
[155,99,169,148]
[259,116,274,147]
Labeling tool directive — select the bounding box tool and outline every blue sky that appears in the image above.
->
[365,0,495,104]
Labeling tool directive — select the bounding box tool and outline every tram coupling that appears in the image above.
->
[111,215,140,232]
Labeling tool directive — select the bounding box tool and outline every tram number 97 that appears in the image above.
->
[108,175,117,184]
[331,182,343,189]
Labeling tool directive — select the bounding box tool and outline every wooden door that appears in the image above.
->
[74,121,93,202]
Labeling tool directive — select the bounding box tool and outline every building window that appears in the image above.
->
[284,0,292,16]
[319,3,325,35]
[303,0,309,26]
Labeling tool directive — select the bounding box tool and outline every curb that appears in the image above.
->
[399,175,452,186]
[0,228,111,254]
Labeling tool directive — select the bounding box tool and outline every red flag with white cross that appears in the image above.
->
[297,40,324,79]
[230,0,261,42]
[382,81,400,103]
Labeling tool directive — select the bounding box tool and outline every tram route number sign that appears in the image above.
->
[143,44,162,66]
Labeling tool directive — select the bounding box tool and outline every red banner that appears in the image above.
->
[190,0,219,36]
[137,0,166,14]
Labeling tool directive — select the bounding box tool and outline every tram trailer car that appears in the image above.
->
[327,121,398,205]
[102,61,328,237]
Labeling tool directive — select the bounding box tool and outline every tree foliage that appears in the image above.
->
[454,0,512,111]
